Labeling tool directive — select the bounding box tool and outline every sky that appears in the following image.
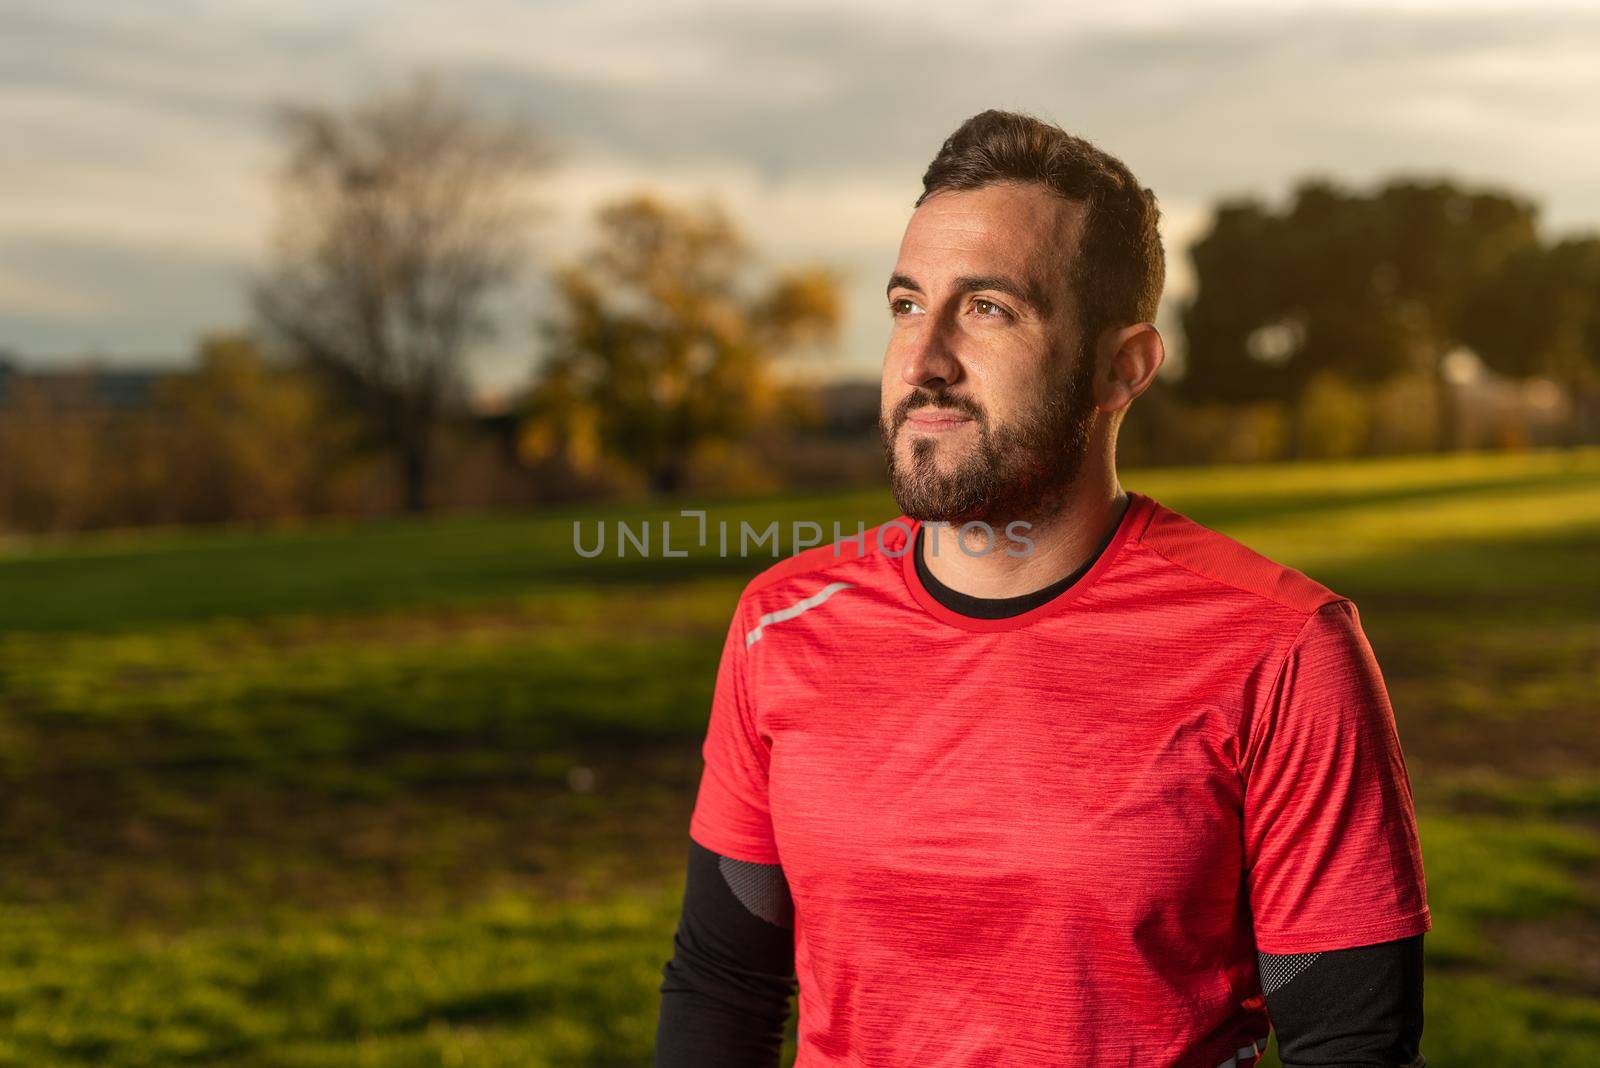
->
[3,0,1598,399]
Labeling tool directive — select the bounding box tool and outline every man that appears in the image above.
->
[655,110,1430,1067]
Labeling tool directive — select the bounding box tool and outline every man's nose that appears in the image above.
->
[898,311,962,391]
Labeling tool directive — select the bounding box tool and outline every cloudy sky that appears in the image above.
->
[3,0,1598,397]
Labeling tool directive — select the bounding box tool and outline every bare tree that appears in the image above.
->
[253,73,551,512]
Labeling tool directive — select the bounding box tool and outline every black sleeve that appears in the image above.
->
[654,837,798,1067]
[1260,934,1426,1068]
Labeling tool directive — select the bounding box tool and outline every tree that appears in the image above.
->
[1181,177,1539,456]
[523,194,842,494]
[1370,180,1539,450]
[1179,197,1300,406]
[1461,236,1600,445]
[158,332,341,523]
[0,369,99,533]
[1180,186,1412,459]
[253,73,551,512]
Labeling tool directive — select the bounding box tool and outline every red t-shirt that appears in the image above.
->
[689,490,1432,1067]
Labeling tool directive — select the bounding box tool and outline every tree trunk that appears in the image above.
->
[1566,369,1596,447]
[650,461,685,496]
[1283,395,1306,463]
[400,438,429,513]
[1433,354,1460,453]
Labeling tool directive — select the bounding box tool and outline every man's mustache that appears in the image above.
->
[891,389,986,431]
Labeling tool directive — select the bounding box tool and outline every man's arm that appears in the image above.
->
[655,837,797,1067]
[1260,934,1425,1068]
[1241,598,1432,1067]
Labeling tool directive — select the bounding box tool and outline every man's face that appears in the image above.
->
[879,181,1100,527]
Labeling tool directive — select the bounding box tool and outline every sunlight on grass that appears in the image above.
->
[1,447,1597,1063]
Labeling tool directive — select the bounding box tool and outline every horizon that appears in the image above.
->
[4,0,1598,397]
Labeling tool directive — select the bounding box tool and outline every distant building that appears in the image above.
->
[814,379,881,437]
[0,357,189,413]
[767,378,886,488]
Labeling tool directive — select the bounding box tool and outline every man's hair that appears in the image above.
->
[917,110,1165,348]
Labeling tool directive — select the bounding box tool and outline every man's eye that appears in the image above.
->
[889,298,919,315]
[973,298,1009,318]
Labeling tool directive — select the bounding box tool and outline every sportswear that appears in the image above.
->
[654,840,1424,1068]
[682,490,1432,1067]
[657,838,799,1065]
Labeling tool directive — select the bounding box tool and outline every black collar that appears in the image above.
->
[912,514,1120,620]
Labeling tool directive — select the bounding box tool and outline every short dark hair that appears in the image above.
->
[917,110,1165,347]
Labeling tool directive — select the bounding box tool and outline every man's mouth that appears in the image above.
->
[904,408,975,433]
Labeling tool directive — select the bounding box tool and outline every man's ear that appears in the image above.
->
[1097,323,1165,412]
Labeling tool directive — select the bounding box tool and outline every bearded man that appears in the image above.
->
[655,109,1431,1068]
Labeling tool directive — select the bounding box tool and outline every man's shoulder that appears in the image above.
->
[734,515,911,612]
[1132,494,1346,618]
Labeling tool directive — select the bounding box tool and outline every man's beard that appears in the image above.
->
[878,344,1098,528]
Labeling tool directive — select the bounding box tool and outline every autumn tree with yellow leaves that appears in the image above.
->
[523,194,842,494]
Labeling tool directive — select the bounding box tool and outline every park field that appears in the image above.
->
[0,446,1597,1066]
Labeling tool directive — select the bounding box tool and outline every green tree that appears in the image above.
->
[1371,180,1539,449]
[1461,236,1600,444]
[1178,198,1298,406]
[1181,177,1540,456]
[524,194,842,493]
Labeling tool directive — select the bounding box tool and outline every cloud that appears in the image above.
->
[2,0,1598,387]
[0,268,107,321]
[0,232,251,360]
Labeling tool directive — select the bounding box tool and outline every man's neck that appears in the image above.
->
[918,483,1131,601]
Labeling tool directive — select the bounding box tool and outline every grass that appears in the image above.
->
[0,444,1597,1065]
[0,889,678,1068]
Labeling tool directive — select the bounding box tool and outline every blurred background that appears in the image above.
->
[1,1,1597,1064]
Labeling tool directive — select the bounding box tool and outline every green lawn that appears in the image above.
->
[1,446,1596,1066]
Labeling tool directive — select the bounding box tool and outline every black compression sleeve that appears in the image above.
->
[1260,934,1426,1067]
[654,838,797,1067]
